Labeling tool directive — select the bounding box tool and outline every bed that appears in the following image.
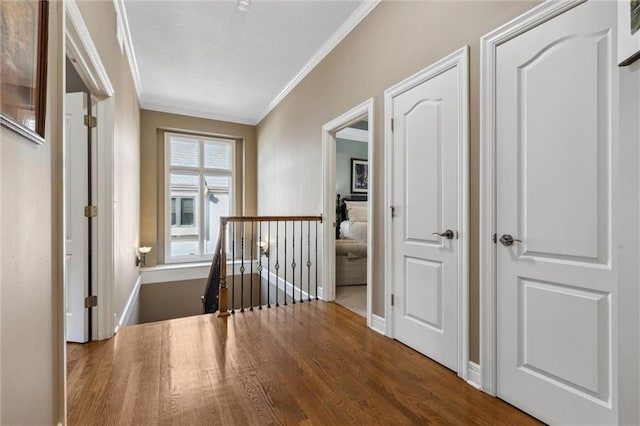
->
[335,194,368,286]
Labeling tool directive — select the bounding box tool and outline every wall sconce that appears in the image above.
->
[136,246,152,267]
[257,240,269,258]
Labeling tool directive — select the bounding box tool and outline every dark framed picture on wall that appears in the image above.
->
[618,0,640,65]
[0,0,49,144]
[351,158,368,194]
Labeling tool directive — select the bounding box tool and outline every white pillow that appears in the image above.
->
[344,200,367,210]
[348,206,367,223]
[348,222,367,242]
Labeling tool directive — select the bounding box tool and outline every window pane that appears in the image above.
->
[205,191,230,254]
[205,174,231,190]
[181,198,194,226]
[171,137,200,168]
[204,141,232,170]
[171,198,176,226]
[170,172,199,188]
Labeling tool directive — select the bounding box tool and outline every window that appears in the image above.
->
[165,132,234,262]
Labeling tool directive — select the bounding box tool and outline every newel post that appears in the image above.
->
[218,218,230,317]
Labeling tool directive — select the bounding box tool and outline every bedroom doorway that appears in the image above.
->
[322,99,374,327]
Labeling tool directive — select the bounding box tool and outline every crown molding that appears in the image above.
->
[113,0,142,101]
[257,0,381,124]
[140,102,257,126]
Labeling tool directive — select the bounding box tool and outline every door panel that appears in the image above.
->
[405,100,442,244]
[65,92,89,343]
[495,1,616,423]
[391,52,466,372]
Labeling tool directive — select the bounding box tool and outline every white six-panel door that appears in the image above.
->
[387,48,468,373]
[494,1,618,423]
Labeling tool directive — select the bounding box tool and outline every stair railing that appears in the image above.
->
[203,215,323,316]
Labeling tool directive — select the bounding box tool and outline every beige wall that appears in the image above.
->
[1,2,64,424]
[140,109,257,266]
[76,1,141,323]
[257,0,540,363]
[140,279,206,323]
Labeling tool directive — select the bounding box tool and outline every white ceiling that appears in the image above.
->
[124,0,376,125]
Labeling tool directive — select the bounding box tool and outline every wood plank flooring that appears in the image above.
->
[67,302,541,425]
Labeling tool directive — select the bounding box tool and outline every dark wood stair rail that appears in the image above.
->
[203,215,323,317]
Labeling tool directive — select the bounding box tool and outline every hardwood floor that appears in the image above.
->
[67,302,540,425]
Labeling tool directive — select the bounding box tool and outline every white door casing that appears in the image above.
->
[322,98,374,328]
[65,92,89,343]
[65,0,116,340]
[385,47,469,377]
[481,1,639,424]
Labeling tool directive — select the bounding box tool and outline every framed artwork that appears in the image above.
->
[350,158,368,194]
[618,0,640,66]
[0,0,49,144]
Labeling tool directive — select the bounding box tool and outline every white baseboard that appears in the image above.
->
[370,314,386,335]
[259,268,321,301]
[115,275,141,333]
[466,361,481,389]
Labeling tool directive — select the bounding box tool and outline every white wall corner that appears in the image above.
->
[116,274,142,332]
[466,361,481,390]
[370,314,386,335]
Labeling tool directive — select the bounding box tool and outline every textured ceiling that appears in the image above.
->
[124,0,366,124]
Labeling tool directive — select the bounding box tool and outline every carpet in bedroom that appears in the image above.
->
[335,285,366,317]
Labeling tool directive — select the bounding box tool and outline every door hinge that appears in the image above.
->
[84,205,97,218]
[492,233,497,244]
[390,206,396,218]
[84,295,98,308]
[391,294,395,306]
[84,115,97,128]
[391,118,394,132]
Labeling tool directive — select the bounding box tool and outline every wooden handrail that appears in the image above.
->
[221,215,322,224]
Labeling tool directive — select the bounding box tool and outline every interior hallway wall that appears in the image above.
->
[257,0,540,363]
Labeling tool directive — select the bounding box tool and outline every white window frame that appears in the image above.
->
[164,132,235,263]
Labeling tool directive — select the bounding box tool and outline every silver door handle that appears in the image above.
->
[432,229,454,240]
[499,234,522,246]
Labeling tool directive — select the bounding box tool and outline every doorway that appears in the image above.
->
[64,62,94,343]
[322,99,374,326]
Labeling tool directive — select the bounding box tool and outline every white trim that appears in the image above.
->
[65,0,114,98]
[141,262,211,284]
[321,98,374,329]
[258,0,381,123]
[141,260,253,284]
[112,0,142,100]
[64,0,117,341]
[384,46,470,379]
[95,98,115,340]
[141,102,257,126]
[479,0,585,396]
[370,314,386,335]
[116,275,142,332]
[335,127,368,143]
[259,268,322,302]
[467,361,481,390]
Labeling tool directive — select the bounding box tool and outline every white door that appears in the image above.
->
[389,49,467,372]
[495,1,618,423]
[65,92,89,343]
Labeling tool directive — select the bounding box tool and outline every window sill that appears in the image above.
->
[140,259,259,285]
[141,262,211,284]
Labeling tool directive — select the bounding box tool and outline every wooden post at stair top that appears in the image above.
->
[218,218,230,317]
